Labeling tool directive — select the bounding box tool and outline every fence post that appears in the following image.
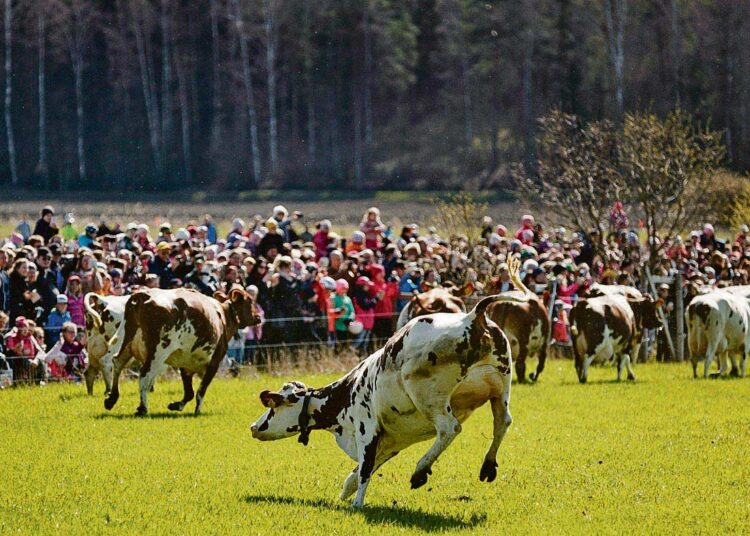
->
[674,270,684,362]
[645,265,676,362]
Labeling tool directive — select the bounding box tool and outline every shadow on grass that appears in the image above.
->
[242,494,486,531]
[93,411,216,420]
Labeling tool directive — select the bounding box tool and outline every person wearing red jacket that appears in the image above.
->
[369,264,398,340]
[5,316,48,383]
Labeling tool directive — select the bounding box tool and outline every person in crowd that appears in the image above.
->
[44,322,87,381]
[60,213,78,241]
[351,276,377,354]
[45,294,71,347]
[267,256,301,344]
[360,208,385,250]
[78,224,98,248]
[65,275,85,327]
[33,206,58,244]
[5,316,47,383]
[329,279,354,347]
[242,285,265,364]
[8,259,38,322]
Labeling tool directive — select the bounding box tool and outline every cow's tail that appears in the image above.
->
[685,302,710,359]
[107,292,148,358]
[470,294,529,330]
[84,292,103,329]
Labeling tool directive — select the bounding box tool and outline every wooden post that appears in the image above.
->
[645,266,676,362]
[674,270,684,362]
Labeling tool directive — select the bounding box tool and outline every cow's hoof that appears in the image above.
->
[479,459,498,482]
[135,406,148,416]
[730,367,739,378]
[167,401,185,412]
[104,398,116,411]
[529,373,538,382]
[410,467,431,489]
[627,374,636,381]
[708,373,721,380]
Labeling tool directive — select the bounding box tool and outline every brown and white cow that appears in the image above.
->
[250,260,528,507]
[84,293,130,396]
[487,291,549,383]
[685,289,750,379]
[102,287,259,415]
[570,293,660,383]
[395,283,473,329]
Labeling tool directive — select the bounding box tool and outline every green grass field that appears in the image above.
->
[1,361,748,535]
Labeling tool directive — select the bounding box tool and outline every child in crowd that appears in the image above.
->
[351,276,376,354]
[45,322,88,381]
[45,294,71,347]
[65,275,85,327]
[329,279,354,347]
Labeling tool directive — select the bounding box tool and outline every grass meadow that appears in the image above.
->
[1,360,748,535]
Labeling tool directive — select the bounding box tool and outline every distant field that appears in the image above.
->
[0,191,532,239]
[1,361,748,534]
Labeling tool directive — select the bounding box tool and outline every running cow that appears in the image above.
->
[250,260,527,507]
[84,293,129,395]
[102,288,260,415]
[487,290,549,383]
[685,289,750,379]
[570,293,660,383]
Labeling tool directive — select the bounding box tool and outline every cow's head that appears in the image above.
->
[410,289,466,318]
[631,296,662,330]
[228,288,261,328]
[250,381,310,441]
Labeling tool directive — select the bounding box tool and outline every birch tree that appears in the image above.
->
[264,0,277,175]
[4,0,17,185]
[230,0,261,185]
[604,0,626,121]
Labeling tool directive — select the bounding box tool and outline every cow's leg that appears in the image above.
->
[168,369,195,411]
[84,365,97,396]
[480,376,513,483]
[514,344,528,383]
[409,408,461,490]
[727,352,739,377]
[194,350,223,415]
[136,357,167,416]
[704,339,720,379]
[340,466,359,501]
[529,342,547,382]
[352,433,380,508]
[103,353,131,410]
[741,349,749,378]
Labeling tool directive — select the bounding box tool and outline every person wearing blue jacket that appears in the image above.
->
[45,294,72,347]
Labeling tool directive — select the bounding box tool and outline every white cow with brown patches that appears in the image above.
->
[84,293,130,395]
[250,260,528,507]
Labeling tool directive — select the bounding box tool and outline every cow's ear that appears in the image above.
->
[229,288,247,303]
[213,290,228,302]
[260,390,284,408]
[452,282,474,297]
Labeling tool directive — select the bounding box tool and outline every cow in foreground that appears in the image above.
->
[84,293,129,395]
[685,289,750,379]
[570,293,660,383]
[250,261,527,507]
[395,282,473,330]
[102,288,259,415]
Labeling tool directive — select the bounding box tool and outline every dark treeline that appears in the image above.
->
[2,0,749,191]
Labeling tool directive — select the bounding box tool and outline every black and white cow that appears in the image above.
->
[250,261,528,507]
[686,289,750,379]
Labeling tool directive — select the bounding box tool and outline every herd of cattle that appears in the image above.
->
[81,258,748,507]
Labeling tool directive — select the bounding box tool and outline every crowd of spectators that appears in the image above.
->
[1,203,747,385]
